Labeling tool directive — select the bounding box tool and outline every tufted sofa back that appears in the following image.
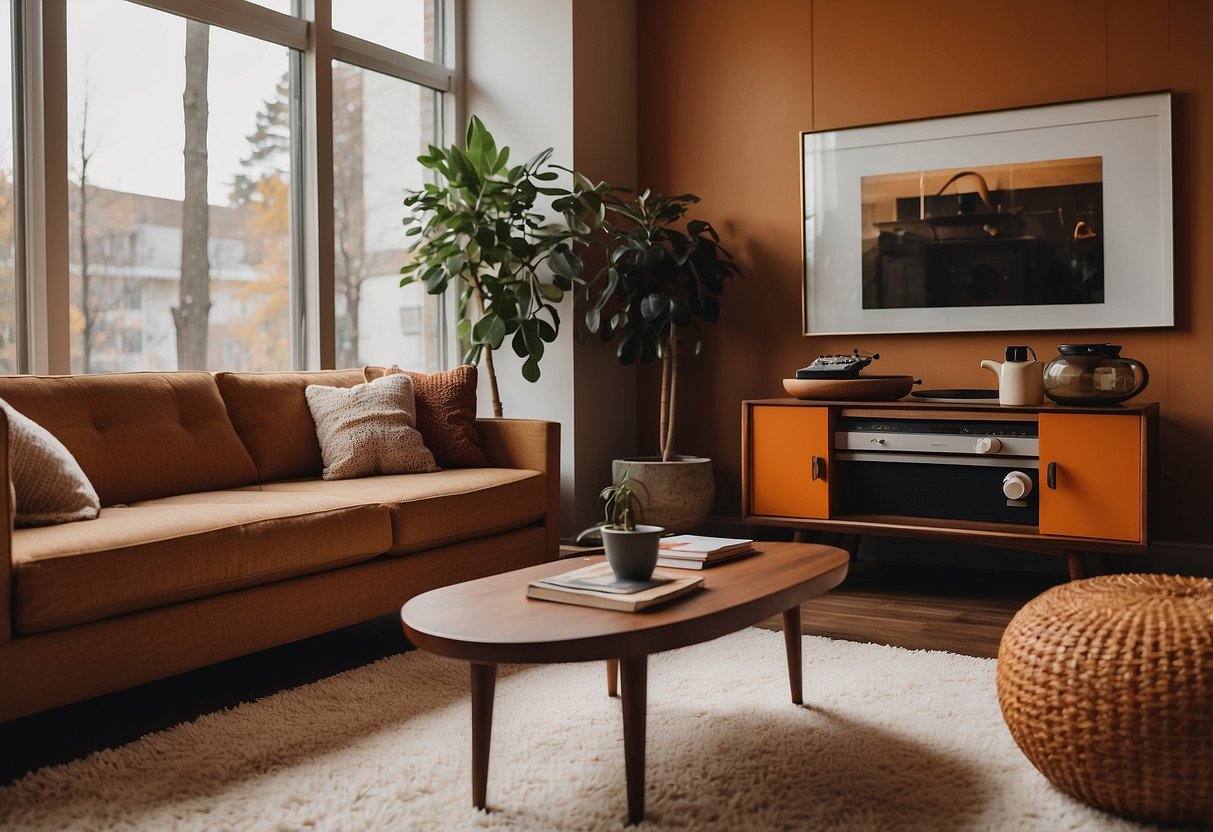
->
[0,372,258,506]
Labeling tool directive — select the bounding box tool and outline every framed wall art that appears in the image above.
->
[801,92,1173,335]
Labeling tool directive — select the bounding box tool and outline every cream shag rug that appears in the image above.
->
[0,629,1168,831]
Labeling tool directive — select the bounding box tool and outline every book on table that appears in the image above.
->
[655,534,757,569]
[526,562,704,612]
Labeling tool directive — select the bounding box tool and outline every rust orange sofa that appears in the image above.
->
[0,369,559,722]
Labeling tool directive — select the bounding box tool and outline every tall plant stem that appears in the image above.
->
[483,346,502,418]
[470,277,503,417]
[660,331,678,462]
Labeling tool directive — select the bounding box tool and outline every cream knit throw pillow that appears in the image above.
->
[0,399,101,527]
[305,374,439,481]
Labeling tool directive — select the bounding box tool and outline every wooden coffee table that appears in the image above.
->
[400,541,849,825]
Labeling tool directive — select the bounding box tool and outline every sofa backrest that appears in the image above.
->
[214,369,365,482]
[0,372,259,506]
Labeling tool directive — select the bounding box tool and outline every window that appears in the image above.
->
[6,0,454,375]
[332,62,442,372]
[67,0,294,373]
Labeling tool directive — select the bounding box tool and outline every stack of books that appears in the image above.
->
[656,535,757,570]
[526,562,704,612]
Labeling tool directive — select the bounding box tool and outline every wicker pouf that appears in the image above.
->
[997,574,1213,827]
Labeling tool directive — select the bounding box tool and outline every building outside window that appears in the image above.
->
[5,0,451,375]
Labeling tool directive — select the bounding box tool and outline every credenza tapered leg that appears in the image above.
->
[782,606,803,705]
[619,655,648,825]
[606,658,619,697]
[1066,550,1087,581]
[470,661,497,811]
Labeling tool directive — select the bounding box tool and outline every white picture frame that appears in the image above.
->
[802,93,1173,335]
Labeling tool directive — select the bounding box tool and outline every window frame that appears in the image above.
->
[15,0,457,373]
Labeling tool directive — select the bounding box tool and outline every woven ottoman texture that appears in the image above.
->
[997,574,1213,828]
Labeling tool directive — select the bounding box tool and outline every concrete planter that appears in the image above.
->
[612,456,714,534]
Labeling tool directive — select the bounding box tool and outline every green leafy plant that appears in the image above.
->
[580,190,741,460]
[591,463,650,533]
[599,465,649,530]
[400,116,600,416]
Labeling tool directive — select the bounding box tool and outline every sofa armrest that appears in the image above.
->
[0,406,11,643]
[476,418,560,562]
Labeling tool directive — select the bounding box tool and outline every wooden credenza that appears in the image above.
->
[741,399,1158,579]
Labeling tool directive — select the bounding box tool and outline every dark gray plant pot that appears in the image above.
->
[601,524,664,581]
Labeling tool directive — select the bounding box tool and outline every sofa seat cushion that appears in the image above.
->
[253,468,544,555]
[12,491,394,635]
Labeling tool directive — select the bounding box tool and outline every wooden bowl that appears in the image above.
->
[782,375,918,401]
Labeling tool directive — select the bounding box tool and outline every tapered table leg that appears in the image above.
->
[783,606,803,705]
[619,655,648,825]
[606,658,619,697]
[471,662,497,810]
[1066,550,1087,581]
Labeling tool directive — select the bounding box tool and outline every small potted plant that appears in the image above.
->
[578,466,664,581]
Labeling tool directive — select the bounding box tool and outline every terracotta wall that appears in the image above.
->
[635,0,1212,547]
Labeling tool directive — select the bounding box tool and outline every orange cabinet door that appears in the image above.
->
[749,405,830,519]
[1039,413,1142,542]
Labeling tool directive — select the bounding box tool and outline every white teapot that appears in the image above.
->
[980,346,1043,406]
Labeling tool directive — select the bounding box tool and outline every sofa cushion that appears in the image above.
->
[0,373,259,506]
[253,468,545,554]
[12,490,393,634]
[0,399,100,527]
[215,369,365,482]
[363,365,486,468]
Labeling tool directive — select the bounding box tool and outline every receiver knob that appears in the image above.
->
[1002,471,1033,501]
[975,437,1003,454]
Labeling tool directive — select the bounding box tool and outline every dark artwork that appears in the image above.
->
[861,163,1104,309]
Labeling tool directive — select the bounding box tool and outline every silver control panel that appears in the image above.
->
[834,418,1039,458]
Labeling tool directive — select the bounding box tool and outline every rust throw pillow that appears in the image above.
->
[362,364,485,468]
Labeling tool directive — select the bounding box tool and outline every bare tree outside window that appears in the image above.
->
[174,19,211,370]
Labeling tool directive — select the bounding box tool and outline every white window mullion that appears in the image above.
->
[331,31,451,92]
[21,0,69,374]
[302,0,334,369]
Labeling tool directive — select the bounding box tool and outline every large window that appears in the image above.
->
[67,0,294,372]
[8,0,452,374]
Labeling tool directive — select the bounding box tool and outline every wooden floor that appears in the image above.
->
[757,559,1066,658]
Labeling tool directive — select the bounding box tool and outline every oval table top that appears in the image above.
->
[401,541,849,665]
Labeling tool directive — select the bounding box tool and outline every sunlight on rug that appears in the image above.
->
[0,629,1170,831]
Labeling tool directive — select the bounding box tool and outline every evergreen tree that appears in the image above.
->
[230,74,291,206]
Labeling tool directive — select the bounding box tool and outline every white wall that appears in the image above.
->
[464,0,637,539]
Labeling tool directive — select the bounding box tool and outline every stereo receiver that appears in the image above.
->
[834,417,1041,525]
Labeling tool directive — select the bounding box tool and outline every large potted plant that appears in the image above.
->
[581,189,742,531]
[400,116,598,416]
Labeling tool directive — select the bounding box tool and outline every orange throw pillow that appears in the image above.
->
[363,364,486,468]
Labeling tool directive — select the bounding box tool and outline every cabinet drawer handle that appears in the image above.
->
[1046,461,1057,489]
[811,455,825,482]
